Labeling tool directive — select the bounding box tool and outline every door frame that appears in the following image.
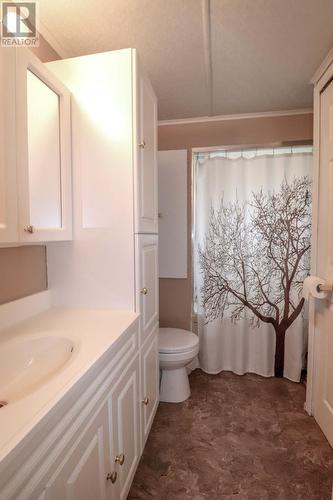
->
[305,52,333,415]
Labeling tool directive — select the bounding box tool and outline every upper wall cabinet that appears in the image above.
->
[46,49,157,241]
[16,49,72,242]
[45,49,158,311]
[134,61,158,234]
[0,48,72,245]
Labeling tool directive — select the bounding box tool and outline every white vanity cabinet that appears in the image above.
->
[135,234,159,448]
[45,355,140,500]
[0,47,72,245]
[0,318,144,500]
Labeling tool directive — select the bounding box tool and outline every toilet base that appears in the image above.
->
[159,367,191,403]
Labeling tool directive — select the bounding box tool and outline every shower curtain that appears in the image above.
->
[193,146,312,381]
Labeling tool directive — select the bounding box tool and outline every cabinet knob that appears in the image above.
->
[138,140,146,149]
[142,397,149,405]
[115,453,125,466]
[106,471,117,483]
[140,287,148,295]
[24,225,35,234]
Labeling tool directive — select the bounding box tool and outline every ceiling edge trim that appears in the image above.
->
[38,21,70,59]
[158,108,313,126]
[311,46,333,85]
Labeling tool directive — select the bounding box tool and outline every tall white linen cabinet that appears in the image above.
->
[45,49,159,496]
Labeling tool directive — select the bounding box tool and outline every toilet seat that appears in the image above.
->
[159,346,199,365]
[159,328,199,354]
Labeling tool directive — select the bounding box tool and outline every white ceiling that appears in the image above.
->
[38,0,333,120]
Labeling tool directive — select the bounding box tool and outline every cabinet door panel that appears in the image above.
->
[16,48,72,242]
[135,234,159,344]
[136,71,158,234]
[110,355,140,500]
[45,403,112,500]
[0,48,18,243]
[141,328,159,448]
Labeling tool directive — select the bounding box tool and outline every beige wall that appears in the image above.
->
[0,35,60,305]
[0,37,314,315]
[158,112,313,330]
[0,246,47,305]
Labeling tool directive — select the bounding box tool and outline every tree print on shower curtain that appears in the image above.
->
[199,176,311,377]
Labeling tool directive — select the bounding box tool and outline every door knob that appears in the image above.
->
[24,225,35,234]
[115,453,125,465]
[106,471,117,483]
[142,397,149,405]
[138,140,146,149]
[140,287,148,295]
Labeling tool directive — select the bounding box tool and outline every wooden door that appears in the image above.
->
[140,328,159,448]
[135,70,158,234]
[0,48,18,244]
[313,79,333,446]
[135,234,159,344]
[45,403,113,500]
[109,355,140,500]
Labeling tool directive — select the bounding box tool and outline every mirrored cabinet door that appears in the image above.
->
[0,48,18,244]
[27,70,62,230]
[16,49,72,242]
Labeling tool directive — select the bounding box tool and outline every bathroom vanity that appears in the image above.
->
[0,45,159,500]
[0,296,158,500]
[0,44,159,500]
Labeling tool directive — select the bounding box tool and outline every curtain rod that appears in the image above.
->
[192,140,313,154]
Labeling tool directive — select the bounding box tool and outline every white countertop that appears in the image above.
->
[0,307,138,462]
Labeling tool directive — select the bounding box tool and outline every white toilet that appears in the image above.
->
[158,328,199,403]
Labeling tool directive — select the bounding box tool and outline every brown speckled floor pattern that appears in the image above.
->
[128,370,333,500]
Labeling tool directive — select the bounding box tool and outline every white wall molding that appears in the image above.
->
[158,108,313,126]
[311,46,333,85]
[38,21,70,59]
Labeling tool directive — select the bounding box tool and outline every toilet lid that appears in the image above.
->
[159,328,199,354]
